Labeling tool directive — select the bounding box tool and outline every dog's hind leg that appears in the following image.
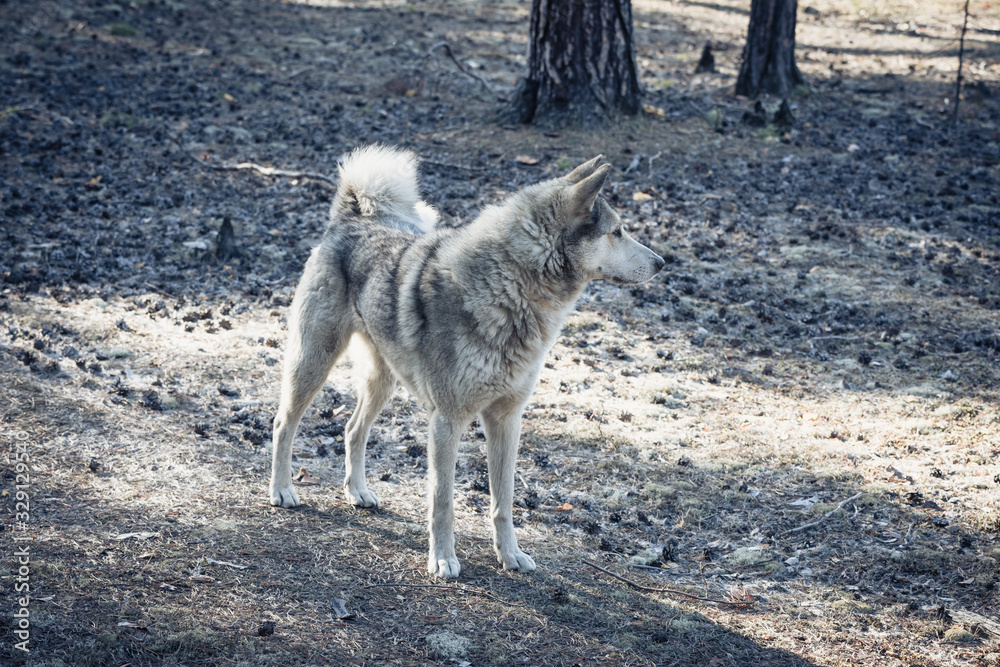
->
[427,410,469,579]
[481,402,536,573]
[270,280,350,508]
[342,339,395,508]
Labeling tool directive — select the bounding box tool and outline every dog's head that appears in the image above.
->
[552,156,665,286]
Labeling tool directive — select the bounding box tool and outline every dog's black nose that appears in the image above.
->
[653,254,666,273]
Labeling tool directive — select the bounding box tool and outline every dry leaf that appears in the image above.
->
[632,191,653,202]
[555,503,574,511]
[138,552,157,560]
[642,104,666,118]
[295,467,320,485]
[515,155,539,165]
[223,93,237,103]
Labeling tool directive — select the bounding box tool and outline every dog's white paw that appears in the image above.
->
[429,555,462,579]
[270,484,301,508]
[498,548,536,573]
[344,483,380,508]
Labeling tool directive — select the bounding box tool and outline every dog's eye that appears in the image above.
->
[612,228,623,238]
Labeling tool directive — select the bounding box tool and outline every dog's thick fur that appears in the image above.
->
[270,146,664,578]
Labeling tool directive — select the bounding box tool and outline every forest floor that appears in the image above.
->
[2,0,1000,665]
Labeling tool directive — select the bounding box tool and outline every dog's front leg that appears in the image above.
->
[481,406,536,573]
[427,411,465,578]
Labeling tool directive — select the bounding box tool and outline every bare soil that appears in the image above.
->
[2,0,1000,665]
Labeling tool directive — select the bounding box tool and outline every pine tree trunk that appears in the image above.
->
[509,0,641,126]
[735,0,804,98]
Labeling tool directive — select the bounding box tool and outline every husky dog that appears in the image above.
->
[270,146,664,578]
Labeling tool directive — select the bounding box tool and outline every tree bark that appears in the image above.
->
[735,0,804,98]
[508,0,641,126]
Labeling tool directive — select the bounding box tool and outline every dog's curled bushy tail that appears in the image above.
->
[332,145,437,233]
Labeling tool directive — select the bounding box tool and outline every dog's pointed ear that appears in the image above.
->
[564,155,605,184]
[569,163,612,214]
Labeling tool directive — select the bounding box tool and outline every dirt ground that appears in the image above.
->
[2,0,1000,664]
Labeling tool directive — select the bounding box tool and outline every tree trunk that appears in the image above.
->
[735,0,804,98]
[509,0,641,126]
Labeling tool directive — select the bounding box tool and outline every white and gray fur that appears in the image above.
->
[270,145,664,578]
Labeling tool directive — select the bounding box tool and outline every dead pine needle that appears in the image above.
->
[364,582,523,606]
[782,492,863,537]
[582,560,756,608]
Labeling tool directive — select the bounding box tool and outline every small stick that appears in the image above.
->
[781,492,863,536]
[205,160,338,188]
[420,158,484,173]
[429,41,498,98]
[582,560,755,608]
[364,582,522,606]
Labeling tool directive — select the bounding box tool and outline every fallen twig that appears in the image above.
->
[623,154,642,174]
[364,582,522,606]
[205,557,248,570]
[144,282,175,298]
[647,151,664,178]
[582,560,756,608]
[420,158,485,173]
[429,41,499,98]
[782,492,863,536]
[203,159,338,188]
